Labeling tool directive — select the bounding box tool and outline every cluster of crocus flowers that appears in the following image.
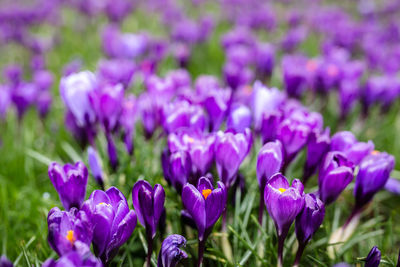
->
[0,63,53,122]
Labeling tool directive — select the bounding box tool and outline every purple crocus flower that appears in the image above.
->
[97,59,136,89]
[47,207,93,257]
[251,81,285,130]
[87,146,104,188]
[181,176,227,266]
[120,95,137,155]
[227,104,252,133]
[132,180,165,266]
[384,178,400,195]
[214,128,252,189]
[81,187,137,264]
[282,55,308,99]
[365,246,381,267]
[42,251,102,267]
[89,83,124,169]
[256,140,283,223]
[0,85,10,119]
[331,131,374,165]
[48,161,88,210]
[104,0,134,23]
[277,117,311,171]
[162,100,207,134]
[223,61,254,91]
[157,234,187,267]
[318,152,354,205]
[354,152,395,210]
[167,130,215,179]
[260,111,282,144]
[11,82,38,120]
[303,128,331,184]
[162,149,192,193]
[60,71,97,128]
[200,88,231,132]
[0,255,13,267]
[294,194,325,266]
[255,42,275,80]
[264,173,304,267]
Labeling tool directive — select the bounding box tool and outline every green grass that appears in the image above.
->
[1,4,400,267]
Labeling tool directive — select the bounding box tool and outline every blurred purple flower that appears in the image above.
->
[48,161,88,210]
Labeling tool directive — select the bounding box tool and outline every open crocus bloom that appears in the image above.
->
[47,207,93,257]
[181,176,227,241]
[264,173,305,237]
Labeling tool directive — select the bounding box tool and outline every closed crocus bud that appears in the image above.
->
[260,111,282,144]
[255,42,275,80]
[132,180,165,267]
[264,173,304,267]
[295,194,325,244]
[60,71,97,128]
[87,147,104,189]
[257,140,283,195]
[331,131,374,165]
[81,187,137,264]
[257,140,283,224]
[354,152,395,209]
[42,251,102,267]
[318,152,354,205]
[215,128,252,189]
[182,176,227,266]
[200,88,231,132]
[132,180,165,239]
[47,207,93,257]
[48,161,88,210]
[303,128,331,184]
[0,255,13,267]
[227,104,252,133]
[163,150,192,193]
[282,55,308,98]
[277,118,310,170]
[294,194,325,266]
[157,234,187,267]
[365,246,381,267]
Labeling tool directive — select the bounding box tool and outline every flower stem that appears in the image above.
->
[277,236,284,267]
[293,242,306,267]
[146,231,153,267]
[197,238,206,267]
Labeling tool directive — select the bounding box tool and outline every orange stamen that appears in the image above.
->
[202,189,212,200]
[66,230,76,245]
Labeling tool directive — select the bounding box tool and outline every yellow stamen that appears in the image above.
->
[202,189,212,200]
[187,137,195,143]
[278,188,286,193]
[66,230,76,245]
[371,150,380,155]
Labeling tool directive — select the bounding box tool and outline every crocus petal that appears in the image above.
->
[182,184,206,240]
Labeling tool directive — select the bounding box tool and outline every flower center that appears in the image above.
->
[371,150,380,155]
[278,188,286,193]
[66,230,76,245]
[202,189,212,200]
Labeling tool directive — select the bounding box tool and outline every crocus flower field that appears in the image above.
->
[1,0,400,266]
